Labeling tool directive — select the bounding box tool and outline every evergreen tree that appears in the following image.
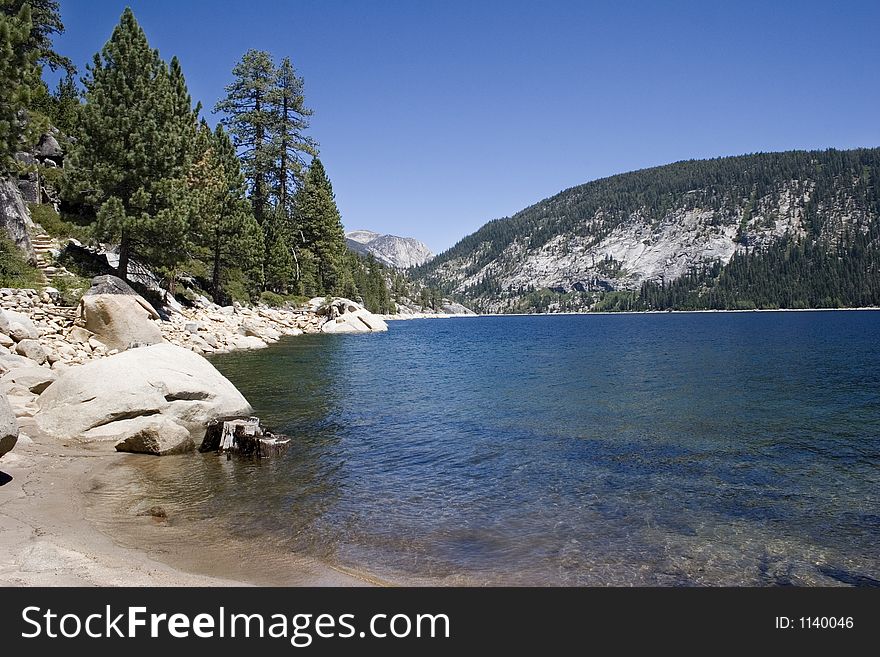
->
[46,71,80,134]
[0,0,73,73]
[265,225,294,294]
[214,49,276,224]
[68,8,197,280]
[0,4,37,169]
[188,122,264,302]
[293,158,347,295]
[271,56,316,209]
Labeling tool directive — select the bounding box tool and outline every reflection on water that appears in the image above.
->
[88,314,880,585]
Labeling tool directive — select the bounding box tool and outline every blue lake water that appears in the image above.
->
[121,312,880,585]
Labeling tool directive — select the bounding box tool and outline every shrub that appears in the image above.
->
[0,236,43,288]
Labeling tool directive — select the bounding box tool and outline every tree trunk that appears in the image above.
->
[117,234,130,281]
[279,95,288,208]
[212,231,222,300]
[253,91,264,223]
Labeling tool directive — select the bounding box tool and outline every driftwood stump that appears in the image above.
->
[200,417,290,458]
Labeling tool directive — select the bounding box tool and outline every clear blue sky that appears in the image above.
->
[49,0,880,253]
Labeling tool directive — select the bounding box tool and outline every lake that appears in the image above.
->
[103,312,880,585]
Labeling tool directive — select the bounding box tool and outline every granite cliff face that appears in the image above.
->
[346,229,434,269]
[413,149,880,312]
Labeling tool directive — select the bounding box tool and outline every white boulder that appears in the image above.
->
[80,294,164,351]
[34,343,252,444]
[0,365,56,394]
[15,338,47,364]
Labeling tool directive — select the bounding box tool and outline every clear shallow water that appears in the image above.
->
[102,313,880,585]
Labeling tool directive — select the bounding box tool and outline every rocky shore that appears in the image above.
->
[0,279,389,586]
[0,278,388,460]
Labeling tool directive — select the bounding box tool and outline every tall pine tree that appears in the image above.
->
[271,56,316,210]
[214,49,276,225]
[188,121,263,302]
[0,0,73,73]
[293,158,346,295]
[0,4,37,169]
[68,8,197,280]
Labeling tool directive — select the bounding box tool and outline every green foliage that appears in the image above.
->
[292,158,346,295]
[27,202,91,240]
[265,231,294,293]
[214,49,277,224]
[0,234,41,287]
[51,272,90,306]
[0,4,39,169]
[272,56,316,209]
[1,0,72,73]
[67,8,198,281]
[631,228,880,311]
[259,290,308,307]
[188,121,264,303]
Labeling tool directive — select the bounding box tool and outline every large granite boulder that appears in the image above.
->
[309,297,389,335]
[73,415,194,455]
[34,343,252,444]
[321,308,389,334]
[0,351,34,375]
[0,178,34,260]
[79,275,163,351]
[0,390,18,458]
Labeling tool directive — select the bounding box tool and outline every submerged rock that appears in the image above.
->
[35,343,252,444]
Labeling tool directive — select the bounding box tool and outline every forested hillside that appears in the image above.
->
[412,148,880,312]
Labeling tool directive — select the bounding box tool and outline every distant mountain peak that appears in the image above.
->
[345,230,434,269]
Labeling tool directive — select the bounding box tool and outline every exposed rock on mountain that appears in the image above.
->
[413,148,880,312]
[346,229,434,269]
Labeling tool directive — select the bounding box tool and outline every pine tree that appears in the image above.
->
[0,0,73,73]
[214,49,276,225]
[271,56,316,210]
[293,158,346,295]
[0,4,38,169]
[188,121,263,302]
[68,8,197,281]
[265,226,294,294]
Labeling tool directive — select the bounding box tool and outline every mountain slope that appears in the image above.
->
[345,230,434,269]
[413,148,880,312]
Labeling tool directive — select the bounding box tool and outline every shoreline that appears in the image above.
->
[406,306,880,318]
[0,415,379,586]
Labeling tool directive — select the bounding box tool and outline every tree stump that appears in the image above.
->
[200,417,290,458]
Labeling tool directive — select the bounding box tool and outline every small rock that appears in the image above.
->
[67,326,94,344]
[15,339,48,365]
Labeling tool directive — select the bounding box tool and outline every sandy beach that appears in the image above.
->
[0,415,374,587]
